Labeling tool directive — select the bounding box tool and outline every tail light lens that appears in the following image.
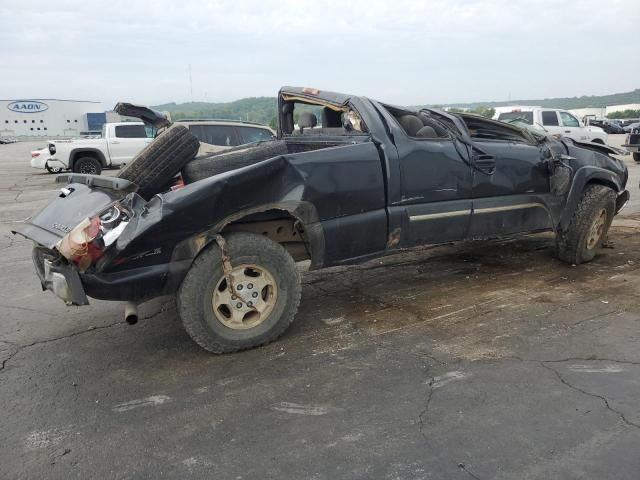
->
[56,203,132,271]
[31,152,40,158]
[170,175,185,191]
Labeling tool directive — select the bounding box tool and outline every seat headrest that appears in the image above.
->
[398,115,423,137]
[415,126,438,138]
[298,112,318,129]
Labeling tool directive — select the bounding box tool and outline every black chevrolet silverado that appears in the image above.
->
[13,87,630,353]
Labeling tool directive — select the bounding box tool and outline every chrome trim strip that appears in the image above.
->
[409,209,471,222]
[409,203,547,222]
[474,203,546,214]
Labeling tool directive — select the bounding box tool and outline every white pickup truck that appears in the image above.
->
[495,107,608,144]
[31,122,153,175]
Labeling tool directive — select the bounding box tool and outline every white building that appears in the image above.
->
[606,104,640,116]
[0,99,106,139]
[568,107,606,120]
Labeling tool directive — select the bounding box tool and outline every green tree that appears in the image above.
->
[607,109,640,119]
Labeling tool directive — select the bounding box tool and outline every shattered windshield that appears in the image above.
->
[498,111,534,125]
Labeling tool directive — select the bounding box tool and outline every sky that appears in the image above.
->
[1,0,639,108]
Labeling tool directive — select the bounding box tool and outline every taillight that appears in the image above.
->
[170,175,185,191]
[56,203,132,271]
[31,152,40,158]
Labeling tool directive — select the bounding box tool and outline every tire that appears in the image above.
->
[73,156,102,175]
[177,232,301,354]
[633,152,640,163]
[46,165,63,174]
[555,184,616,264]
[182,140,288,184]
[117,124,200,199]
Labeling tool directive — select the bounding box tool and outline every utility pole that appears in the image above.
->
[189,64,193,103]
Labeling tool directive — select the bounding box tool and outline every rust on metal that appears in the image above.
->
[387,227,401,248]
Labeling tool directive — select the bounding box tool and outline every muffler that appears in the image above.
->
[124,302,139,325]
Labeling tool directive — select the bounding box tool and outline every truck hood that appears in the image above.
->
[114,103,171,129]
[12,175,135,248]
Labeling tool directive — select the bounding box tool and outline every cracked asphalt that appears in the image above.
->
[2,138,640,479]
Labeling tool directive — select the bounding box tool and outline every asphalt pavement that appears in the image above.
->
[1,136,640,479]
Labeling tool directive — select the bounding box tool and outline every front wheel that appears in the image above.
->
[177,232,302,353]
[555,184,616,264]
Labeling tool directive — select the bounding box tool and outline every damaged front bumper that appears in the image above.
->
[33,247,89,306]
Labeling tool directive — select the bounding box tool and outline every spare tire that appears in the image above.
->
[117,124,200,199]
[182,140,288,184]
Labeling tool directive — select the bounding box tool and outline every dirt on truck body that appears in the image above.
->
[13,86,630,354]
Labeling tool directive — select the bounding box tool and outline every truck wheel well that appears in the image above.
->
[70,150,106,169]
[585,178,617,193]
[220,209,311,262]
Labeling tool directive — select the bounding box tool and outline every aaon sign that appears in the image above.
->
[7,101,49,114]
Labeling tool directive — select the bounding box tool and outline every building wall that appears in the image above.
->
[569,107,606,120]
[605,104,640,116]
[0,99,104,138]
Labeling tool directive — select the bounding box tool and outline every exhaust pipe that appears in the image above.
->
[124,302,139,325]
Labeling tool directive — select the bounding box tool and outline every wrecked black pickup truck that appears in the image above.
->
[13,87,630,354]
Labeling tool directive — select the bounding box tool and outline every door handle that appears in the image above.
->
[111,141,120,144]
[473,154,496,174]
[564,130,571,133]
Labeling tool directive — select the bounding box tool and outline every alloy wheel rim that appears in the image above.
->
[586,208,607,250]
[79,162,97,174]
[212,264,278,330]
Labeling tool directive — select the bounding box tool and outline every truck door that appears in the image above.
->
[540,110,564,138]
[558,111,588,141]
[393,133,473,246]
[109,124,153,165]
[468,127,553,237]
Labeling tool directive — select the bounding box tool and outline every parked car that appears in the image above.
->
[30,122,154,174]
[623,124,640,162]
[623,122,640,133]
[14,87,629,354]
[588,119,625,134]
[496,107,608,143]
[176,119,275,147]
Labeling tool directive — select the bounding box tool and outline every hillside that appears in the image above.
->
[153,89,640,126]
[443,89,640,110]
[153,97,277,127]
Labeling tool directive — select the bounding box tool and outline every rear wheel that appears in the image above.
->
[177,232,301,353]
[46,165,63,174]
[555,184,616,264]
[73,156,102,175]
[633,152,640,163]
